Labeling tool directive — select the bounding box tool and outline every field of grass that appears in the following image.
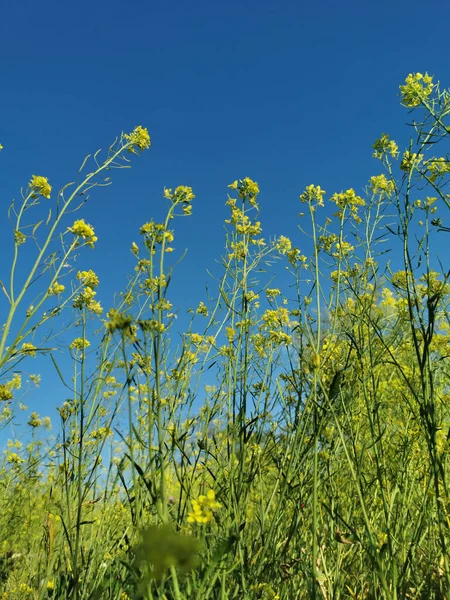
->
[0,73,449,599]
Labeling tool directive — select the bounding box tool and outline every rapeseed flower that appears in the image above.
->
[68,219,98,248]
[48,281,65,295]
[30,175,52,198]
[372,133,399,159]
[21,342,37,356]
[187,489,221,524]
[76,269,99,288]
[125,125,151,152]
[400,72,434,108]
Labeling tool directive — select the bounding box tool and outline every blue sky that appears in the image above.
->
[1,0,449,432]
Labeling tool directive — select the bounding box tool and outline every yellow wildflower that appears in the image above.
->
[399,72,434,108]
[76,269,99,288]
[125,125,151,152]
[30,175,52,198]
[48,281,65,295]
[187,490,221,524]
[68,219,98,248]
[70,337,90,351]
[21,342,37,357]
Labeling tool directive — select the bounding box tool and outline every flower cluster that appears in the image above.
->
[29,175,52,199]
[124,125,151,152]
[425,157,450,183]
[299,184,326,209]
[164,186,195,215]
[69,337,91,352]
[187,489,221,524]
[48,281,65,296]
[372,133,399,159]
[76,269,100,288]
[226,206,262,237]
[275,235,292,254]
[196,301,208,316]
[400,151,424,172]
[228,177,260,207]
[140,221,175,252]
[68,219,98,248]
[73,285,102,315]
[21,343,37,357]
[331,188,365,221]
[399,72,434,108]
[370,174,395,197]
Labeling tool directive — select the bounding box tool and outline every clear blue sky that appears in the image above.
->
[1,0,449,430]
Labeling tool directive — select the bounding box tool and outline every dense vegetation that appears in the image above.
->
[0,73,449,599]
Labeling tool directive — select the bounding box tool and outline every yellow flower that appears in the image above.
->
[125,125,151,152]
[70,337,90,351]
[30,175,52,198]
[266,288,281,299]
[370,174,395,197]
[372,133,399,159]
[48,281,65,295]
[276,236,292,254]
[73,286,99,311]
[68,219,98,248]
[300,184,326,207]
[28,412,42,428]
[0,385,13,401]
[331,188,365,209]
[399,72,434,108]
[187,489,221,524]
[21,342,37,357]
[261,307,290,329]
[76,269,99,288]
[400,150,423,172]
[196,301,208,316]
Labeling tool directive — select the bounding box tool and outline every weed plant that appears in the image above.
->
[0,74,449,599]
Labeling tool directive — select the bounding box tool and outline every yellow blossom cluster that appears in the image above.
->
[68,219,98,248]
[276,235,292,254]
[29,174,52,198]
[226,206,262,236]
[0,374,22,401]
[21,342,37,357]
[372,133,399,159]
[187,489,221,524]
[69,337,90,351]
[228,177,260,207]
[143,274,167,293]
[48,281,65,295]
[299,184,326,208]
[261,307,290,329]
[425,157,450,182]
[370,174,395,197]
[73,284,102,314]
[196,301,208,316]
[266,288,281,299]
[139,221,174,249]
[400,150,424,172]
[76,269,99,288]
[399,72,434,108]
[331,188,365,222]
[164,185,195,215]
[124,125,151,152]
[332,241,354,258]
